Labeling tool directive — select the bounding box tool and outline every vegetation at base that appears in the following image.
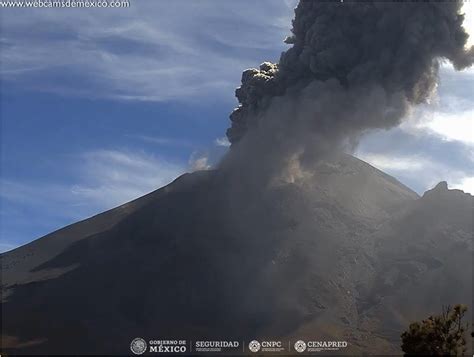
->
[401,304,469,356]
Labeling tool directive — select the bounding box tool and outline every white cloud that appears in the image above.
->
[355,151,474,195]
[72,149,186,208]
[462,1,474,48]
[1,149,186,217]
[422,111,474,144]
[189,151,211,171]
[0,149,187,250]
[214,136,231,147]
[395,67,474,147]
[0,180,85,220]
[452,176,474,194]
[359,54,471,194]
[0,1,293,102]
[401,108,474,146]
[356,153,428,172]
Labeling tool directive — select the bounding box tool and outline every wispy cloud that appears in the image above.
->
[0,0,294,102]
[129,135,194,148]
[0,242,18,254]
[419,110,474,145]
[399,96,474,146]
[71,149,186,208]
[0,148,187,250]
[357,153,429,172]
[356,149,473,195]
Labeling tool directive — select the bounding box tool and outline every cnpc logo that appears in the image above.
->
[249,340,283,353]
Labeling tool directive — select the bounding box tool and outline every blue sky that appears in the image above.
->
[1,0,473,253]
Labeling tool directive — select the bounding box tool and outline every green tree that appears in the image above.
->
[401,304,468,356]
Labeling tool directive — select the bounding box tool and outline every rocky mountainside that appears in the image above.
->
[1,155,472,355]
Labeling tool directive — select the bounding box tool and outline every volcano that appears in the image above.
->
[1,154,472,355]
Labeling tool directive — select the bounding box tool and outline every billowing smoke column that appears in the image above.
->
[223,0,473,183]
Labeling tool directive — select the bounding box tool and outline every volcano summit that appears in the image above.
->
[1,155,472,355]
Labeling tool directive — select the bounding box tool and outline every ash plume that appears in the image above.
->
[223,0,473,183]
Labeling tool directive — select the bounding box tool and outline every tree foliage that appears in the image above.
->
[401,304,469,356]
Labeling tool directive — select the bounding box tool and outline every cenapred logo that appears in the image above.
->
[294,340,307,353]
[130,337,147,355]
[248,340,261,352]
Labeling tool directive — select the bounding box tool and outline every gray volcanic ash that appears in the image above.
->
[225,0,473,186]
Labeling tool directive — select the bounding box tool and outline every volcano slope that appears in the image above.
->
[1,155,472,355]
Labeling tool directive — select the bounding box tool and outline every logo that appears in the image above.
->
[294,340,307,353]
[149,340,187,353]
[194,341,240,353]
[306,340,348,352]
[248,340,261,352]
[130,337,147,355]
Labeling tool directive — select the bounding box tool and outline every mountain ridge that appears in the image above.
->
[1,154,472,355]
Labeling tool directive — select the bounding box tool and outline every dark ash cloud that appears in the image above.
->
[224,1,473,182]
